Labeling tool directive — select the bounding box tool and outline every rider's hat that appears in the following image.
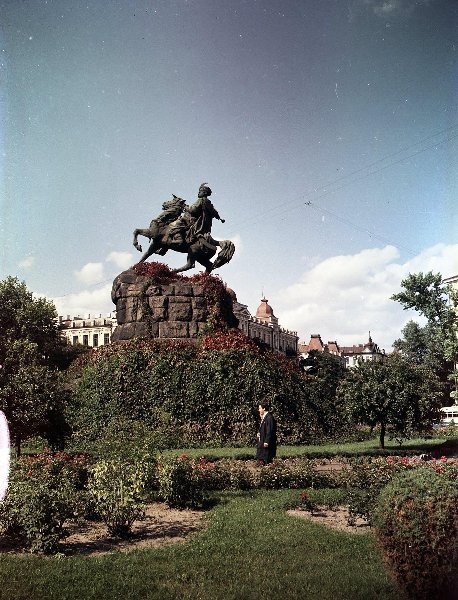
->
[198,182,212,197]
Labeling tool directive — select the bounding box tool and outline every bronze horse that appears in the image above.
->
[133,196,235,273]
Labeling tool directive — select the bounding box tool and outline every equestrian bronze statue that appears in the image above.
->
[133,183,235,273]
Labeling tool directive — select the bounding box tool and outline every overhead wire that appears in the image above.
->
[231,123,458,250]
[300,122,458,195]
[303,201,419,256]
[53,123,458,298]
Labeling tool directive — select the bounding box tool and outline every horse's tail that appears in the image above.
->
[212,240,235,269]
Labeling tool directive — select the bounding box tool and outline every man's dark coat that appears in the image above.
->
[256,412,277,463]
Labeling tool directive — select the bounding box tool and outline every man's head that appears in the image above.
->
[258,402,269,418]
[198,182,212,198]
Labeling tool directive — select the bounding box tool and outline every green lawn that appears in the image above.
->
[7,435,455,599]
[0,490,396,600]
[163,435,458,461]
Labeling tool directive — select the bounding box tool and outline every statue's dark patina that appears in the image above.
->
[133,183,235,273]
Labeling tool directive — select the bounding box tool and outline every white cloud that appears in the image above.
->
[50,242,458,351]
[52,284,114,319]
[106,251,134,270]
[358,0,434,19]
[18,256,35,269]
[74,262,105,285]
[373,1,404,17]
[63,251,133,315]
[273,243,458,352]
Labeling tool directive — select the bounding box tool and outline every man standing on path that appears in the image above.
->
[256,402,277,464]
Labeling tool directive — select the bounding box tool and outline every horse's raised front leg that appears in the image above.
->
[133,228,151,253]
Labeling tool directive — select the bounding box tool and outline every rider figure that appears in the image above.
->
[133,183,234,271]
[165,183,225,247]
[186,183,225,243]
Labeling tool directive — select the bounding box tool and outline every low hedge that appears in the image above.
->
[337,455,458,525]
[2,450,457,557]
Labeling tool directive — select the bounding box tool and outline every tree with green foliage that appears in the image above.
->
[0,276,85,370]
[0,277,59,359]
[393,320,453,399]
[0,339,64,455]
[391,271,458,402]
[338,354,442,448]
[0,277,70,453]
[393,320,429,365]
[300,350,348,437]
[391,272,457,334]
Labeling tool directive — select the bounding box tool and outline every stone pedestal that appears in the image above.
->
[111,268,237,342]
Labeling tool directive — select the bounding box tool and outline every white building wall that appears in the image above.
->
[59,313,117,348]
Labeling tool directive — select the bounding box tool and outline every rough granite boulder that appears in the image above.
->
[111,268,238,342]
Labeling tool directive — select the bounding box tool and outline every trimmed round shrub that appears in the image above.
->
[373,467,458,600]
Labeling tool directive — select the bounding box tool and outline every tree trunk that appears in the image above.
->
[379,423,386,449]
[15,437,21,457]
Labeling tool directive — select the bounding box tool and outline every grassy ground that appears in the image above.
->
[8,435,455,599]
[163,435,458,461]
[0,489,397,600]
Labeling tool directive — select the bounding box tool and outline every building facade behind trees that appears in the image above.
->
[59,313,117,347]
[299,332,386,368]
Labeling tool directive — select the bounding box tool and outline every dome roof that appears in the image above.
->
[256,297,275,318]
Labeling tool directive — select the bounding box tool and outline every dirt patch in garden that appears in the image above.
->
[0,503,206,557]
[287,506,370,534]
[60,503,206,556]
[313,461,346,473]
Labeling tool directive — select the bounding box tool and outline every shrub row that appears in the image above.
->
[159,454,334,502]
[0,452,334,553]
[332,455,457,525]
[1,451,456,556]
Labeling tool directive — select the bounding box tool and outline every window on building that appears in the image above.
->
[73,336,78,345]
[104,333,110,345]
[93,334,98,347]
[83,335,89,346]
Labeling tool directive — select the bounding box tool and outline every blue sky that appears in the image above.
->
[1,0,457,350]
